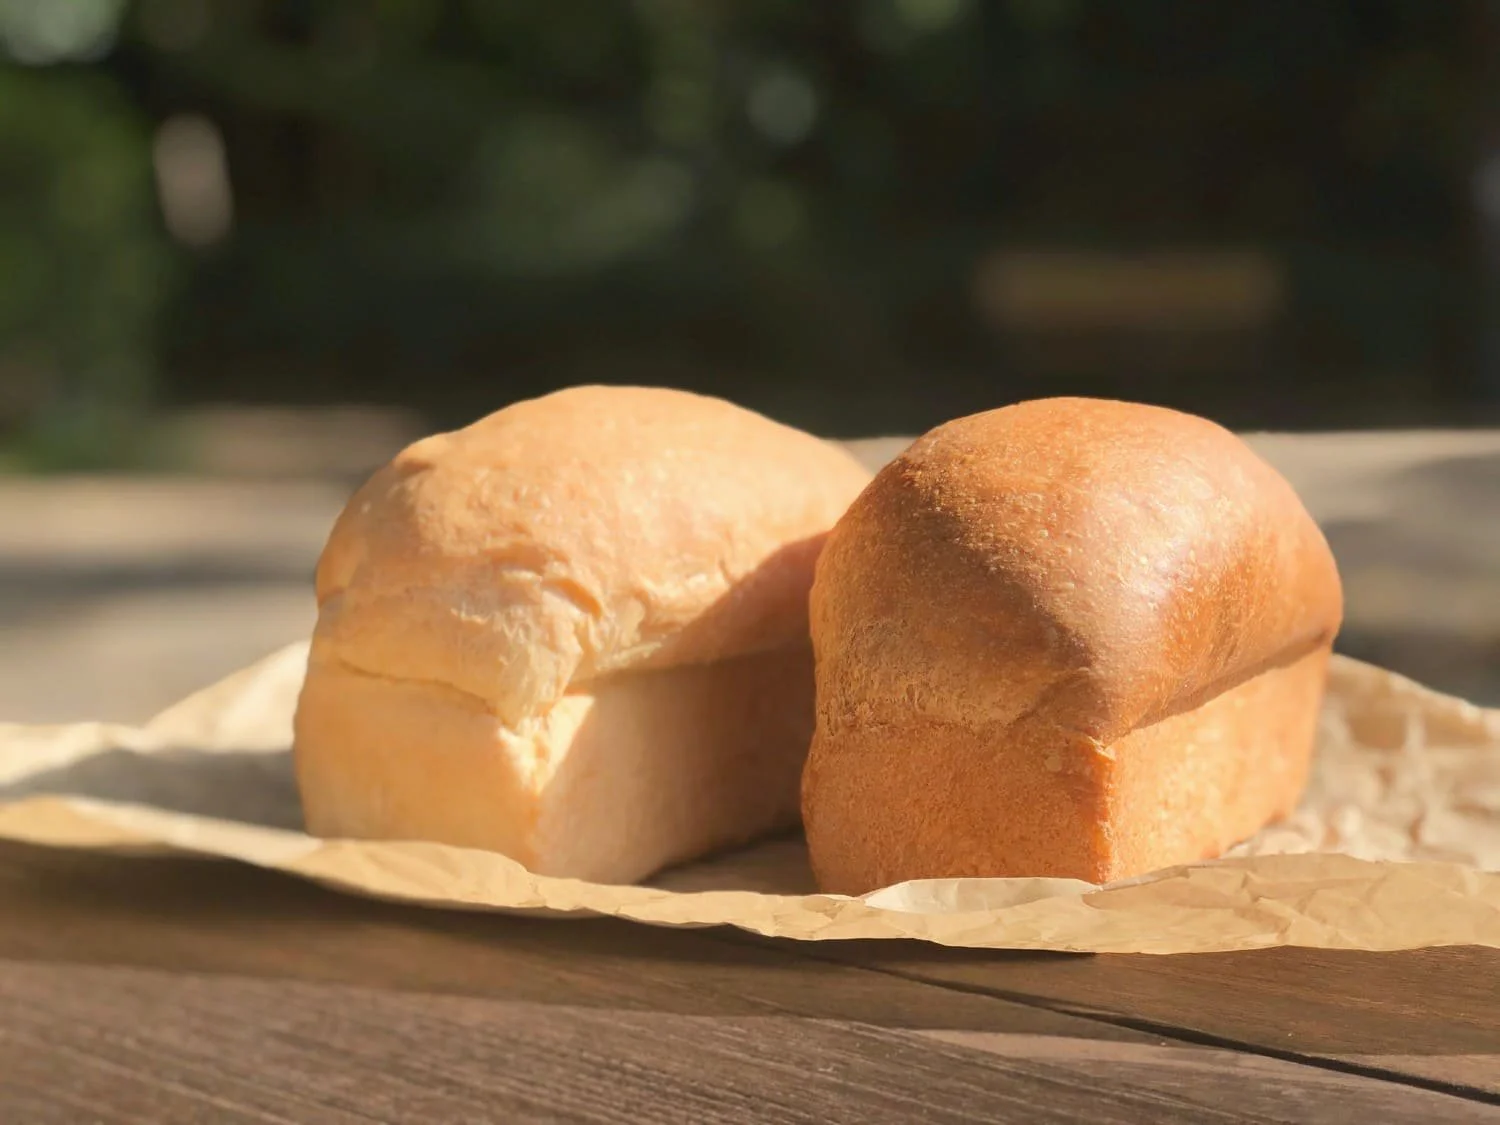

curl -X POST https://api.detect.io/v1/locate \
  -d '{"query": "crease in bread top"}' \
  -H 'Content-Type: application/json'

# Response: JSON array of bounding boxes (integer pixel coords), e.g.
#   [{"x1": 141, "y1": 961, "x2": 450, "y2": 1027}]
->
[
  {"x1": 811, "y1": 397, "x2": 1344, "y2": 747},
  {"x1": 310, "y1": 385, "x2": 872, "y2": 728}
]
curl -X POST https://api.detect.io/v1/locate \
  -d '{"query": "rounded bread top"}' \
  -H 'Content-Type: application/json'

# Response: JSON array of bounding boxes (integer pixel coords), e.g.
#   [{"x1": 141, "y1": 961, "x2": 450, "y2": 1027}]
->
[
  {"x1": 313, "y1": 385, "x2": 872, "y2": 726},
  {"x1": 810, "y1": 397, "x2": 1343, "y2": 745}
]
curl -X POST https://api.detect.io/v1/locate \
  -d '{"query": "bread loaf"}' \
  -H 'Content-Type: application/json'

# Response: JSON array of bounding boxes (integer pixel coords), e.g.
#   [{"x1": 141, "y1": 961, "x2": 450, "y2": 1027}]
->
[
  {"x1": 293, "y1": 385, "x2": 871, "y2": 884},
  {"x1": 802, "y1": 397, "x2": 1343, "y2": 892}
]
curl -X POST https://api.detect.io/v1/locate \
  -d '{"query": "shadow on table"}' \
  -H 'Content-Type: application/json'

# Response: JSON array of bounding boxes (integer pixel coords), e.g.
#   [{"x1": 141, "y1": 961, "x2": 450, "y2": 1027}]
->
[
  {"x1": 1387, "y1": 447, "x2": 1500, "y2": 511},
  {"x1": 0, "y1": 747, "x2": 304, "y2": 830},
  {"x1": 0, "y1": 555, "x2": 314, "y2": 631},
  {"x1": 1336, "y1": 626, "x2": 1500, "y2": 707},
  {"x1": 1320, "y1": 449, "x2": 1500, "y2": 705}
]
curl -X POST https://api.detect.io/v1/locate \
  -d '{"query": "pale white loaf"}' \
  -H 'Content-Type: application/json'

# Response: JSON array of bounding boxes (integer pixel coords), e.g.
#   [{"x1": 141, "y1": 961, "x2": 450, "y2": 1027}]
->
[{"x1": 292, "y1": 385, "x2": 871, "y2": 884}]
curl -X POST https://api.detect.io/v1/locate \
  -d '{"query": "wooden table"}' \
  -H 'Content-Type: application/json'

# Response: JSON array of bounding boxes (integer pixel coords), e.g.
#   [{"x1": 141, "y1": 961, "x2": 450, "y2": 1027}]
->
[
  {"x1": 4, "y1": 431, "x2": 1500, "y2": 1121},
  {"x1": 3, "y1": 844, "x2": 1497, "y2": 1123}
]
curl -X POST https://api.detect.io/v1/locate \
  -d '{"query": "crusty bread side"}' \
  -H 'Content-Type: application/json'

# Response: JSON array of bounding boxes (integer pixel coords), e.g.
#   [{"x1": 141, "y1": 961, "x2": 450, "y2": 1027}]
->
[
  {"x1": 803, "y1": 397, "x2": 1343, "y2": 892},
  {"x1": 294, "y1": 385, "x2": 871, "y2": 881}
]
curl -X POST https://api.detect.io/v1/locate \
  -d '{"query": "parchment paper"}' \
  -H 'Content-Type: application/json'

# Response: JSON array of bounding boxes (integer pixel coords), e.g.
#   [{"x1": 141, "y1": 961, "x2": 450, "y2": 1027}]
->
[{"x1": 1, "y1": 642, "x2": 1497, "y2": 954}]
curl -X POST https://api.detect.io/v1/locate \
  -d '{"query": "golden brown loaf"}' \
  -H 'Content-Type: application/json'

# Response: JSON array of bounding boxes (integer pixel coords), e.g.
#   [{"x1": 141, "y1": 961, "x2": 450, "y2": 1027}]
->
[
  {"x1": 802, "y1": 397, "x2": 1343, "y2": 893},
  {"x1": 293, "y1": 384, "x2": 871, "y2": 884}
]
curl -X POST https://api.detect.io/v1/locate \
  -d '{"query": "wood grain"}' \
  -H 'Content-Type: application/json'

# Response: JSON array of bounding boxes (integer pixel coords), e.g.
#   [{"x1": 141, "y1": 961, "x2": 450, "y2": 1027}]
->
[
  {"x1": 4, "y1": 960, "x2": 1496, "y2": 1125},
  {"x1": 3, "y1": 845, "x2": 1492, "y2": 1123},
  {"x1": 791, "y1": 941, "x2": 1500, "y2": 1099},
  {"x1": 0, "y1": 844, "x2": 1110, "y2": 1033}
]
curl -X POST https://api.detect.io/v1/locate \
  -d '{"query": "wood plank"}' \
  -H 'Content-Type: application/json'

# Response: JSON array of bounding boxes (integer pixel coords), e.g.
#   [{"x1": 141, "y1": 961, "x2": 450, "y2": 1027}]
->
[
  {"x1": 0, "y1": 842, "x2": 1113, "y2": 1034},
  {"x1": 3, "y1": 960, "x2": 1495, "y2": 1125},
  {"x1": 791, "y1": 941, "x2": 1500, "y2": 1100},
  {"x1": 2, "y1": 844, "x2": 1488, "y2": 1122}
]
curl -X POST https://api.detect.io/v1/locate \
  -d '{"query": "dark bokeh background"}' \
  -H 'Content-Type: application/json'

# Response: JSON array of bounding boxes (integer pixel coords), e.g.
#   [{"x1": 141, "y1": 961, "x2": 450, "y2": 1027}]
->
[
  {"x1": 5, "y1": 0, "x2": 1500, "y2": 720},
  {"x1": 4, "y1": 0, "x2": 1500, "y2": 471}
]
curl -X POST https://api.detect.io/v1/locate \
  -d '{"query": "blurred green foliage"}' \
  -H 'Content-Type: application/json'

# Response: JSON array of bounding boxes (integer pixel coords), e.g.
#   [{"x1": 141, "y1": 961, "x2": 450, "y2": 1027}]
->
[
  {"x1": 0, "y1": 2, "x2": 171, "y2": 469},
  {"x1": 0, "y1": 0, "x2": 1488, "y2": 467}
]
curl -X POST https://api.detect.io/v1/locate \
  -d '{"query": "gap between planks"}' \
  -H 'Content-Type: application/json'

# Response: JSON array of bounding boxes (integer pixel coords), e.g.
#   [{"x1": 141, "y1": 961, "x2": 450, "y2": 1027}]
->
[{"x1": 711, "y1": 931, "x2": 1500, "y2": 1109}]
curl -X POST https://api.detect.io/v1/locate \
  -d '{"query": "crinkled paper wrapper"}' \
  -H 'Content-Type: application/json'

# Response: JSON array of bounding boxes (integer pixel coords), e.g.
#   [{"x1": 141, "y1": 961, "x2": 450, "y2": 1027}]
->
[{"x1": 1, "y1": 643, "x2": 1497, "y2": 954}]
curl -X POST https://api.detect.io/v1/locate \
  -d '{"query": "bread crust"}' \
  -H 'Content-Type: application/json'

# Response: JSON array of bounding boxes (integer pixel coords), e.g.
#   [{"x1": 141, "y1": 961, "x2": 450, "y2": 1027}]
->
[
  {"x1": 803, "y1": 397, "x2": 1343, "y2": 892},
  {"x1": 293, "y1": 385, "x2": 871, "y2": 880},
  {"x1": 310, "y1": 385, "x2": 870, "y2": 726}
]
